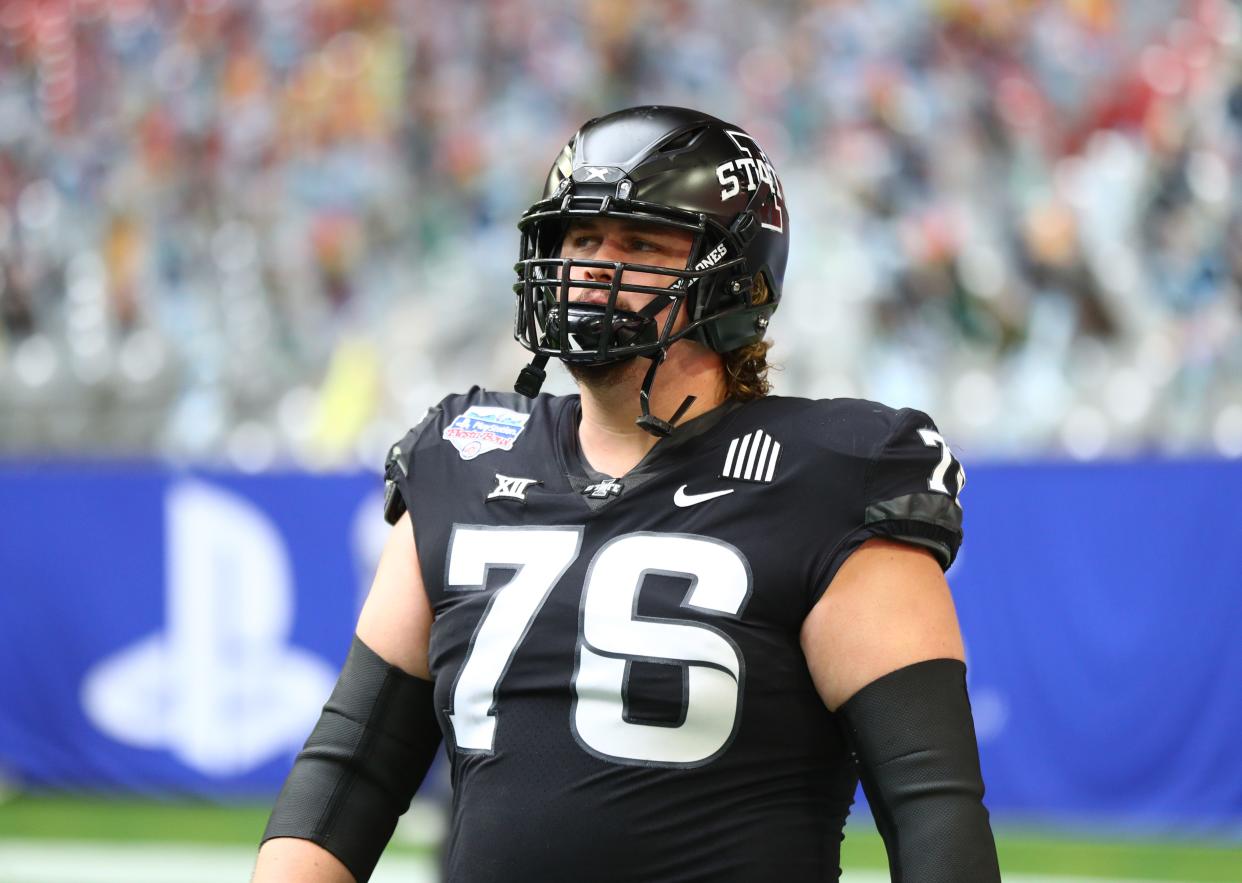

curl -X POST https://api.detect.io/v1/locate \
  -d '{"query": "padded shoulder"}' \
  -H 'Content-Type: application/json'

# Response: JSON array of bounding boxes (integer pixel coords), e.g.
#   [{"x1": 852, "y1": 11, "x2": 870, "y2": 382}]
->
[
  {"x1": 791, "y1": 396, "x2": 908, "y2": 459},
  {"x1": 863, "y1": 405, "x2": 965, "y2": 570},
  {"x1": 804, "y1": 398, "x2": 967, "y2": 604},
  {"x1": 382, "y1": 388, "x2": 546, "y2": 525}
]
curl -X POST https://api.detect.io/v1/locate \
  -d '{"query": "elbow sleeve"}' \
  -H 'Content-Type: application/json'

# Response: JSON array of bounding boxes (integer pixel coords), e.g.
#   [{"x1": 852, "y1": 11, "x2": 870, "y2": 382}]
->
[
  {"x1": 262, "y1": 636, "x2": 442, "y2": 883},
  {"x1": 839, "y1": 658, "x2": 1000, "y2": 883}
]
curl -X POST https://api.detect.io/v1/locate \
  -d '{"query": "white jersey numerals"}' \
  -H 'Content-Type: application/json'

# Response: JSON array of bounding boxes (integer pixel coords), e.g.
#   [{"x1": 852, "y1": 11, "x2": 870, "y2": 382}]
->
[
  {"x1": 575, "y1": 533, "x2": 750, "y2": 766},
  {"x1": 917, "y1": 427, "x2": 965, "y2": 503},
  {"x1": 445, "y1": 527, "x2": 581, "y2": 751},
  {"x1": 444, "y1": 527, "x2": 752, "y2": 767}
]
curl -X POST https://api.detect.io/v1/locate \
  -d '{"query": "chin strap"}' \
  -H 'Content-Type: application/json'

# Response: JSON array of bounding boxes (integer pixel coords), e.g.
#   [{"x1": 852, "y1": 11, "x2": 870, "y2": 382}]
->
[
  {"x1": 515, "y1": 293, "x2": 692, "y2": 435},
  {"x1": 635, "y1": 351, "x2": 695, "y2": 438},
  {"x1": 515, "y1": 353, "x2": 550, "y2": 398},
  {"x1": 634, "y1": 295, "x2": 694, "y2": 437}
]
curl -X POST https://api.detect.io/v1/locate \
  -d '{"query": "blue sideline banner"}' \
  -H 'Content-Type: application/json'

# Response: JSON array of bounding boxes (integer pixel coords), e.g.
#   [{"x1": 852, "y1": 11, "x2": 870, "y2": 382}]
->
[{"x1": 0, "y1": 460, "x2": 1239, "y2": 831}]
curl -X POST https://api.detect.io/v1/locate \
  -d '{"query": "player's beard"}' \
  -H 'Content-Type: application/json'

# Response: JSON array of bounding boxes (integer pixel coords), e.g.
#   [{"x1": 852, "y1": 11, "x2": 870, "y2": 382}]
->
[{"x1": 566, "y1": 357, "x2": 641, "y2": 393}]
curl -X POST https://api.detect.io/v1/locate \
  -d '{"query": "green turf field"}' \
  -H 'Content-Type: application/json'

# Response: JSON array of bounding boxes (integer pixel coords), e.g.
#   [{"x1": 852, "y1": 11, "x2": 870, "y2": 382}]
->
[{"x1": 1, "y1": 793, "x2": 1239, "y2": 881}]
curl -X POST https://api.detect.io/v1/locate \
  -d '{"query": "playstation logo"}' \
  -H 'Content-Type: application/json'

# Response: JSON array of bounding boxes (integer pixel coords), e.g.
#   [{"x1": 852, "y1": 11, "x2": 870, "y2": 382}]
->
[{"x1": 80, "y1": 480, "x2": 336, "y2": 776}]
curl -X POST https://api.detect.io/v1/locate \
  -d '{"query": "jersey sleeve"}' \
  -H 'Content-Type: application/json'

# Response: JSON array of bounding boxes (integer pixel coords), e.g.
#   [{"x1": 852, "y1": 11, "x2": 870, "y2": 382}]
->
[
  {"x1": 381, "y1": 393, "x2": 464, "y2": 525},
  {"x1": 810, "y1": 407, "x2": 965, "y2": 604},
  {"x1": 382, "y1": 386, "x2": 536, "y2": 525}
]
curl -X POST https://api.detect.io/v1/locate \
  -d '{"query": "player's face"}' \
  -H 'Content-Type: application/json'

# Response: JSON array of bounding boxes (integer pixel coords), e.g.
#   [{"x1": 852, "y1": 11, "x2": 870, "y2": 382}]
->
[{"x1": 561, "y1": 218, "x2": 695, "y2": 322}]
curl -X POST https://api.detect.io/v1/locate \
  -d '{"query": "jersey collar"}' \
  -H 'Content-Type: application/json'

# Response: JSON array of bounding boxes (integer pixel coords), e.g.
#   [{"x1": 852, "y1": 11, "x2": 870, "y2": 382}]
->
[{"x1": 555, "y1": 394, "x2": 743, "y2": 485}]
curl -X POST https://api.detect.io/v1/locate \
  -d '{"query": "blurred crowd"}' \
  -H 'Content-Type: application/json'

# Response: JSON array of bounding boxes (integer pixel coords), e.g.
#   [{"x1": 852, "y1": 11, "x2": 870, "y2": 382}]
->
[{"x1": 0, "y1": 0, "x2": 1240, "y2": 467}]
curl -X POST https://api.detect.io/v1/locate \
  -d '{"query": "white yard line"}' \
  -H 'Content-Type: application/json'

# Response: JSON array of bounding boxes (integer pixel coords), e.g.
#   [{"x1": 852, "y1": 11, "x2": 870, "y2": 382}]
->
[
  {"x1": 843, "y1": 877, "x2": 1191, "y2": 883},
  {"x1": 0, "y1": 840, "x2": 434, "y2": 883},
  {"x1": 0, "y1": 839, "x2": 1194, "y2": 883}
]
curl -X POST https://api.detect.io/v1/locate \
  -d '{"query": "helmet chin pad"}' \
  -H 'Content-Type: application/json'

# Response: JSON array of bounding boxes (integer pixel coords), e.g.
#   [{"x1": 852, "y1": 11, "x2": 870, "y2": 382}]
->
[{"x1": 543, "y1": 302, "x2": 659, "y2": 363}]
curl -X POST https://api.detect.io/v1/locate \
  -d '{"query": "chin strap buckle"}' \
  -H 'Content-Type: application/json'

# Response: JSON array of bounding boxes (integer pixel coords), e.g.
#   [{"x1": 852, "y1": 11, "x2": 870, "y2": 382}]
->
[
  {"x1": 514, "y1": 354, "x2": 549, "y2": 398},
  {"x1": 636, "y1": 395, "x2": 696, "y2": 437},
  {"x1": 635, "y1": 352, "x2": 695, "y2": 438},
  {"x1": 635, "y1": 413, "x2": 674, "y2": 437}
]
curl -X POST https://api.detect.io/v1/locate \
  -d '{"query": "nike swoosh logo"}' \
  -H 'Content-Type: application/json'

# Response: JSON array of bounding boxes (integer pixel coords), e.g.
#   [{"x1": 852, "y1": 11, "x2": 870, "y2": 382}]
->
[{"x1": 673, "y1": 485, "x2": 735, "y2": 507}]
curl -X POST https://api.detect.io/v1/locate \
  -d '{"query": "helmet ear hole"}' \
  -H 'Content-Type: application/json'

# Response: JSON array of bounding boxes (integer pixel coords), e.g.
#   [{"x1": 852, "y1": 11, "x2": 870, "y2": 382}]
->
[{"x1": 752, "y1": 271, "x2": 773, "y2": 307}]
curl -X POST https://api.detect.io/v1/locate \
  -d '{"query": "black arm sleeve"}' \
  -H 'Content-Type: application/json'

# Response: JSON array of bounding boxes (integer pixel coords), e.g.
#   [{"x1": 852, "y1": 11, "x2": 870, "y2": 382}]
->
[
  {"x1": 839, "y1": 658, "x2": 1001, "y2": 883},
  {"x1": 261, "y1": 636, "x2": 442, "y2": 883}
]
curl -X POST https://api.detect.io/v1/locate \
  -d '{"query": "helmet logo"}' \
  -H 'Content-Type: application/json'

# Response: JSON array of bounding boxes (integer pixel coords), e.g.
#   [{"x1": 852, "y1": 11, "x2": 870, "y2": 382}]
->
[
  {"x1": 715, "y1": 131, "x2": 785, "y2": 234},
  {"x1": 572, "y1": 165, "x2": 625, "y2": 183}
]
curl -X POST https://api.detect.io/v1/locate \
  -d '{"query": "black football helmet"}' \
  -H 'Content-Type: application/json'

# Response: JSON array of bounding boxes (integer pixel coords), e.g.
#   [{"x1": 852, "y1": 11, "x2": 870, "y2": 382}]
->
[{"x1": 512, "y1": 106, "x2": 789, "y2": 434}]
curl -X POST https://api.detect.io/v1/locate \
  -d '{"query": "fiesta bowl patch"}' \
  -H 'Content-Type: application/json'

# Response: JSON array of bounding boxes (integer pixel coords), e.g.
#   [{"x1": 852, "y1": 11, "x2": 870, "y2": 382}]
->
[{"x1": 442, "y1": 406, "x2": 531, "y2": 460}]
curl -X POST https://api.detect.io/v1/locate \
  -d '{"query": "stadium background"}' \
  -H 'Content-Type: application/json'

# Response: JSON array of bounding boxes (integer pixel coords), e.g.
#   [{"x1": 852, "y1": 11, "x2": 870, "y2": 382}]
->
[{"x1": 1, "y1": 0, "x2": 1241, "y2": 880}]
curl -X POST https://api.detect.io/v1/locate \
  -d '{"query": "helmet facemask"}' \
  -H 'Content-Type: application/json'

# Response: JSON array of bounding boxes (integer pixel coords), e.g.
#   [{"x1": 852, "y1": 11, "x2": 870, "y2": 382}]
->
[
  {"x1": 512, "y1": 107, "x2": 788, "y2": 435},
  {"x1": 514, "y1": 198, "x2": 748, "y2": 366}
]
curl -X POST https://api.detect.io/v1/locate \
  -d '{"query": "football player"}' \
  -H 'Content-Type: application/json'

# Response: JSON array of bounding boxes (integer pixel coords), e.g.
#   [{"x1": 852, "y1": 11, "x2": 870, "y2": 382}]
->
[{"x1": 255, "y1": 106, "x2": 1001, "y2": 882}]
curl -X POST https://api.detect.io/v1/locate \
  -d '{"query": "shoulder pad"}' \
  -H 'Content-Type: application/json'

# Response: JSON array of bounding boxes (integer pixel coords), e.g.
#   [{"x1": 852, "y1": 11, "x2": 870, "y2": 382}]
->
[
  {"x1": 864, "y1": 407, "x2": 965, "y2": 569},
  {"x1": 381, "y1": 397, "x2": 452, "y2": 526},
  {"x1": 383, "y1": 438, "x2": 413, "y2": 526},
  {"x1": 793, "y1": 396, "x2": 906, "y2": 459},
  {"x1": 383, "y1": 388, "x2": 552, "y2": 525}
]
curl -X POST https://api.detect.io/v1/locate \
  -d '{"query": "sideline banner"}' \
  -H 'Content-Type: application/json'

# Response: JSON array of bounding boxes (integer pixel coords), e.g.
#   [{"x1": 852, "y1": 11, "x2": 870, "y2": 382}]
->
[
  {"x1": 949, "y1": 459, "x2": 1242, "y2": 835},
  {"x1": 0, "y1": 460, "x2": 1239, "y2": 831},
  {"x1": 0, "y1": 468, "x2": 381, "y2": 798}
]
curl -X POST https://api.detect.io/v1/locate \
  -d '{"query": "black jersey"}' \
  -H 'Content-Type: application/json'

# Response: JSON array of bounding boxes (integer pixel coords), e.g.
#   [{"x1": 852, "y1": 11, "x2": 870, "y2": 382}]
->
[{"x1": 383, "y1": 388, "x2": 964, "y2": 883}]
